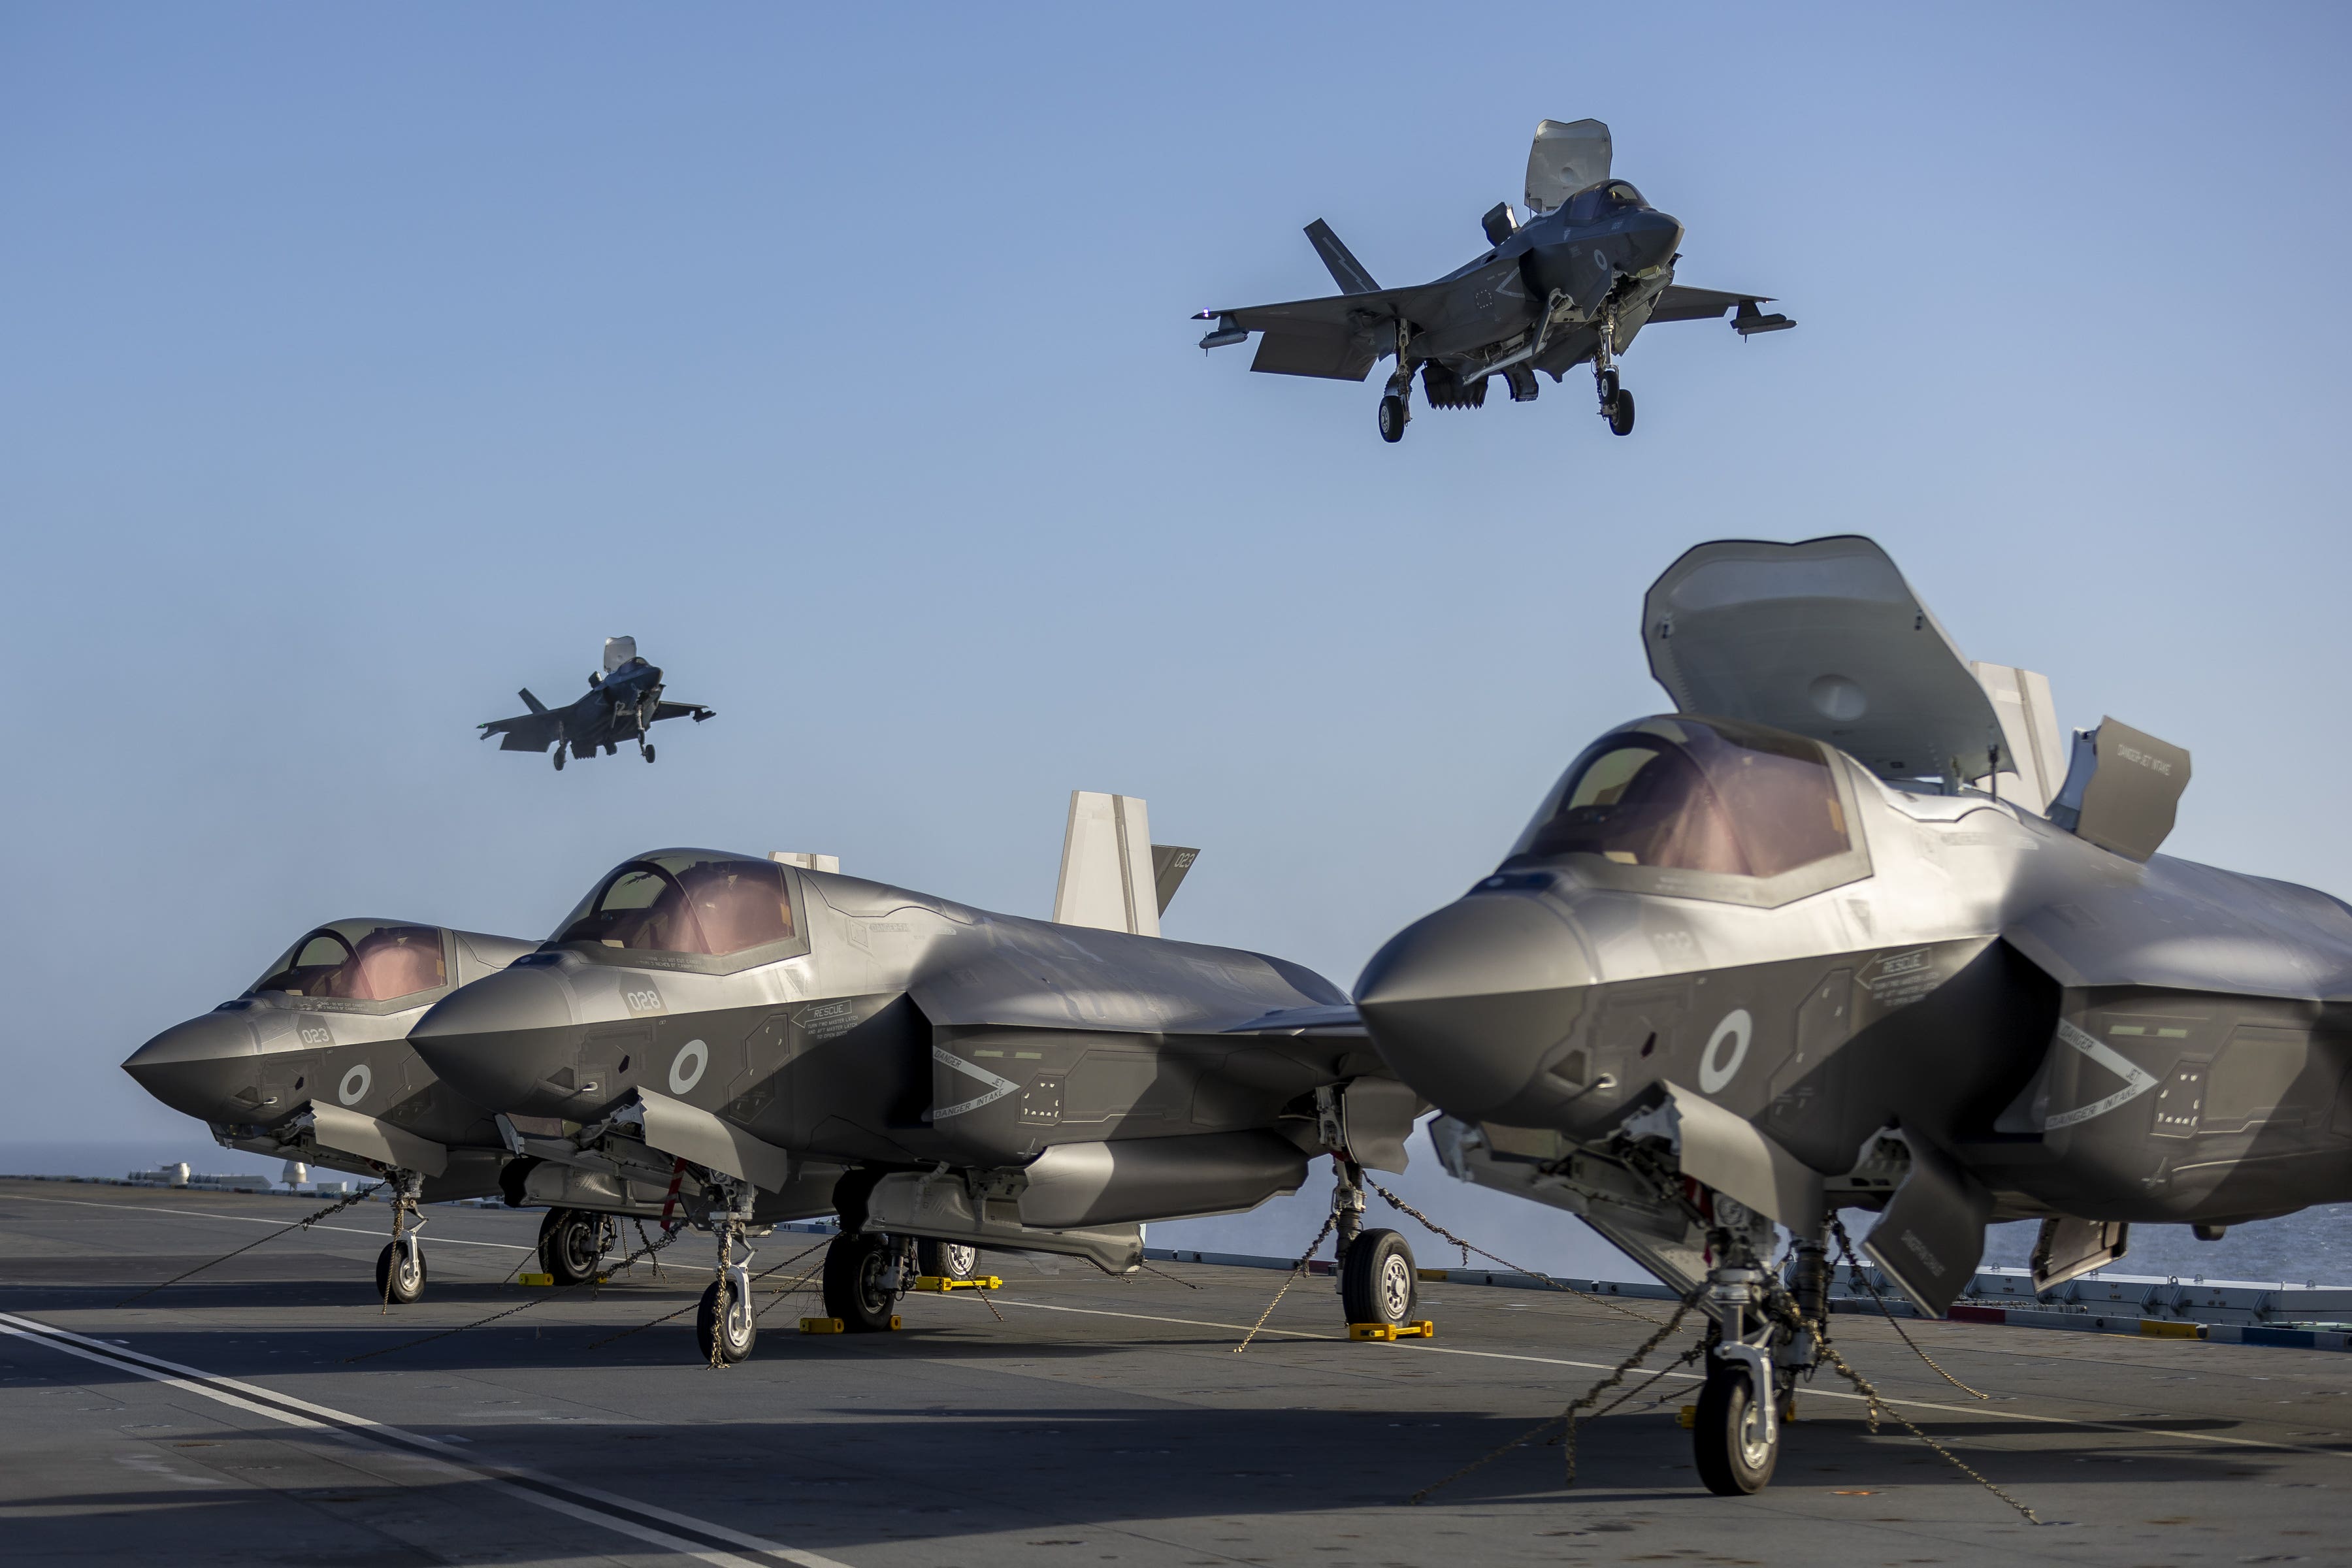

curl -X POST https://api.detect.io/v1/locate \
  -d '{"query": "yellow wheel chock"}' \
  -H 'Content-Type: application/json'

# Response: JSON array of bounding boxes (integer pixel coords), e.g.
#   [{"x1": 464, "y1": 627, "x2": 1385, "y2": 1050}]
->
[
  {"x1": 801, "y1": 1315, "x2": 902, "y2": 1333},
  {"x1": 1348, "y1": 1320, "x2": 1436, "y2": 1342}
]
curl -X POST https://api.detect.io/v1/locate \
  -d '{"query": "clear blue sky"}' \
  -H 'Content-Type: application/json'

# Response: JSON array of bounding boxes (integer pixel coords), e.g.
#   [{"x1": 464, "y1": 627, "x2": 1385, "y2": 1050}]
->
[{"x1": 6, "y1": 3, "x2": 2350, "y2": 1178}]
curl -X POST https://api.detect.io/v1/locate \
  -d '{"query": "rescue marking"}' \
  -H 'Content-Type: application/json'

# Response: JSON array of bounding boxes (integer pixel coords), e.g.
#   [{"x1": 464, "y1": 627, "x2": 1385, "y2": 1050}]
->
[
  {"x1": 2041, "y1": 1018, "x2": 2159, "y2": 1130},
  {"x1": 930, "y1": 1045, "x2": 1020, "y2": 1119},
  {"x1": 669, "y1": 1039, "x2": 709, "y2": 1094},
  {"x1": 1698, "y1": 1008, "x2": 1752, "y2": 1093},
  {"x1": 337, "y1": 1065, "x2": 371, "y2": 1105}
]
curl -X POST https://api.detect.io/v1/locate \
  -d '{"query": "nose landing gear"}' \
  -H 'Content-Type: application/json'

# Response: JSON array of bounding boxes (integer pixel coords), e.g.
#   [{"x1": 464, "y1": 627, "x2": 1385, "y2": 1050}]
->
[
  {"x1": 1690, "y1": 1200, "x2": 1820, "y2": 1496},
  {"x1": 374, "y1": 1169, "x2": 427, "y2": 1306},
  {"x1": 1593, "y1": 315, "x2": 1635, "y2": 436},
  {"x1": 696, "y1": 1181, "x2": 759, "y2": 1365}
]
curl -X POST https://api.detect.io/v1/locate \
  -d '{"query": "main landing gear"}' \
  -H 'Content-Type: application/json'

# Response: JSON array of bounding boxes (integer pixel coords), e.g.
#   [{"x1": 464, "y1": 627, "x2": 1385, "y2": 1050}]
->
[
  {"x1": 551, "y1": 747, "x2": 566, "y2": 771},
  {"x1": 640, "y1": 742, "x2": 656, "y2": 764},
  {"x1": 538, "y1": 1207, "x2": 613, "y2": 1287},
  {"x1": 1327, "y1": 1156, "x2": 1418, "y2": 1330},
  {"x1": 823, "y1": 1230, "x2": 912, "y2": 1331},
  {"x1": 374, "y1": 1169, "x2": 427, "y2": 1305}
]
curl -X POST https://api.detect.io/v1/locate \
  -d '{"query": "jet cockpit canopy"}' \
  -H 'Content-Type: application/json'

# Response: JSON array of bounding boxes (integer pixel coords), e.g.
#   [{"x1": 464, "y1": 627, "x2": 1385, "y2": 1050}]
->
[
  {"x1": 547, "y1": 849, "x2": 809, "y2": 972},
  {"x1": 1563, "y1": 182, "x2": 1648, "y2": 221},
  {"x1": 246, "y1": 920, "x2": 450, "y2": 1005},
  {"x1": 1506, "y1": 716, "x2": 1874, "y2": 909}
]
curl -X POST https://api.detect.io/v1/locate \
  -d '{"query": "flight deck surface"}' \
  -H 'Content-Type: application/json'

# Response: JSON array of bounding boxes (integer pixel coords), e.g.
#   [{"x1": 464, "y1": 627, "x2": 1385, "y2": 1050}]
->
[{"x1": 3, "y1": 1179, "x2": 2347, "y2": 1566}]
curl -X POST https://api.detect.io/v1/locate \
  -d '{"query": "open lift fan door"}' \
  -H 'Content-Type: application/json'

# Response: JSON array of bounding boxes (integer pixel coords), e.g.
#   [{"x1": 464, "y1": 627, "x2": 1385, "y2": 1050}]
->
[
  {"x1": 1644, "y1": 535, "x2": 2008, "y2": 786},
  {"x1": 1525, "y1": 118, "x2": 1612, "y2": 216}
]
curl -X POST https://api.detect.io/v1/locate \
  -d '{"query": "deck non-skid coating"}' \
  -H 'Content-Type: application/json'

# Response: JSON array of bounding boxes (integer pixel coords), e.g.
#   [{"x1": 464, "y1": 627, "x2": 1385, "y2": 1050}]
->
[{"x1": 3, "y1": 1180, "x2": 2348, "y2": 1565}]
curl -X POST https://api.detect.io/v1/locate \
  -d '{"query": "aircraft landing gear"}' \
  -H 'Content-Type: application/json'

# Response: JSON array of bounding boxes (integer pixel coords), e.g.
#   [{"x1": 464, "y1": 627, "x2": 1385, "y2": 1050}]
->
[
  {"x1": 917, "y1": 1237, "x2": 979, "y2": 1280},
  {"x1": 1608, "y1": 387, "x2": 1636, "y2": 436},
  {"x1": 551, "y1": 747, "x2": 566, "y2": 772},
  {"x1": 823, "y1": 1230, "x2": 909, "y2": 1331},
  {"x1": 538, "y1": 1207, "x2": 611, "y2": 1287},
  {"x1": 1377, "y1": 331, "x2": 1414, "y2": 444},
  {"x1": 374, "y1": 1169, "x2": 427, "y2": 1305},
  {"x1": 1593, "y1": 315, "x2": 1635, "y2": 436},
  {"x1": 641, "y1": 743, "x2": 655, "y2": 764},
  {"x1": 696, "y1": 1181, "x2": 758, "y2": 1364},
  {"x1": 1326, "y1": 1154, "x2": 1417, "y2": 1330},
  {"x1": 1691, "y1": 1198, "x2": 1803, "y2": 1496}
]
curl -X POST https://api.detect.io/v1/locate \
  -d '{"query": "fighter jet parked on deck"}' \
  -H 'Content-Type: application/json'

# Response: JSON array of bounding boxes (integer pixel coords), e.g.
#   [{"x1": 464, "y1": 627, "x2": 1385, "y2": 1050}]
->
[
  {"x1": 1196, "y1": 118, "x2": 1792, "y2": 442},
  {"x1": 409, "y1": 792, "x2": 1428, "y2": 1365},
  {"x1": 120, "y1": 918, "x2": 583, "y2": 1301},
  {"x1": 1354, "y1": 536, "x2": 2352, "y2": 1495},
  {"x1": 480, "y1": 637, "x2": 713, "y2": 769}
]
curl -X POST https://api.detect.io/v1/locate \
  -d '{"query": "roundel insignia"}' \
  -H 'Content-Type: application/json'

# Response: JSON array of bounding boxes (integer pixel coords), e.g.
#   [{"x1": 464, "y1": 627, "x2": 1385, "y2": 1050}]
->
[
  {"x1": 338, "y1": 1064, "x2": 372, "y2": 1106},
  {"x1": 1698, "y1": 1009, "x2": 1753, "y2": 1094},
  {"x1": 669, "y1": 1039, "x2": 709, "y2": 1094}
]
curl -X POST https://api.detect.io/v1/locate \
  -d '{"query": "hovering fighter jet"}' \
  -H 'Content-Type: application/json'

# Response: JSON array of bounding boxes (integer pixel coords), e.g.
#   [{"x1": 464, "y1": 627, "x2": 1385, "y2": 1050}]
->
[
  {"x1": 410, "y1": 791, "x2": 1426, "y2": 1364},
  {"x1": 1196, "y1": 118, "x2": 1792, "y2": 443},
  {"x1": 1354, "y1": 536, "x2": 2352, "y2": 1496},
  {"x1": 480, "y1": 637, "x2": 713, "y2": 769}
]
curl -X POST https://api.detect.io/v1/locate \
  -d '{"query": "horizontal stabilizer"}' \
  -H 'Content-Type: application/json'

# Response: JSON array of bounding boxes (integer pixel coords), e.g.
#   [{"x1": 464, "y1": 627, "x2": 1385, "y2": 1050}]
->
[
  {"x1": 1304, "y1": 219, "x2": 1379, "y2": 295},
  {"x1": 519, "y1": 689, "x2": 547, "y2": 715},
  {"x1": 1150, "y1": 844, "x2": 1198, "y2": 915}
]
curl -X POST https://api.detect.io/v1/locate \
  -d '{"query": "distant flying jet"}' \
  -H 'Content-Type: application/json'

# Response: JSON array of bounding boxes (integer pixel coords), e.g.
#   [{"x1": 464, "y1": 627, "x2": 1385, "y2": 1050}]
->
[
  {"x1": 478, "y1": 637, "x2": 713, "y2": 769},
  {"x1": 1196, "y1": 118, "x2": 1793, "y2": 442}
]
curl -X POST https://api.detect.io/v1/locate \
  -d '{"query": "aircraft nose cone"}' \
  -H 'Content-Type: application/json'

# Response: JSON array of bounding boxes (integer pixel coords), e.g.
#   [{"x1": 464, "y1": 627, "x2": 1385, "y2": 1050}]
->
[
  {"x1": 122, "y1": 1013, "x2": 261, "y2": 1121},
  {"x1": 1354, "y1": 892, "x2": 1595, "y2": 1120},
  {"x1": 410, "y1": 968, "x2": 582, "y2": 1115},
  {"x1": 1636, "y1": 210, "x2": 1684, "y2": 265}
]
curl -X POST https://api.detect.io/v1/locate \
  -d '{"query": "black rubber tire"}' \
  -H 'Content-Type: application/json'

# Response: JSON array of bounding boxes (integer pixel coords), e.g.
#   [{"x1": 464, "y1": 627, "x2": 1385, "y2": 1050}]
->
[
  {"x1": 1599, "y1": 367, "x2": 1620, "y2": 402},
  {"x1": 823, "y1": 1232, "x2": 901, "y2": 1332},
  {"x1": 1340, "y1": 1228, "x2": 1418, "y2": 1326},
  {"x1": 1609, "y1": 387, "x2": 1636, "y2": 436},
  {"x1": 375, "y1": 1240, "x2": 426, "y2": 1305},
  {"x1": 1693, "y1": 1360, "x2": 1778, "y2": 1495},
  {"x1": 552, "y1": 748, "x2": 566, "y2": 771},
  {"x1": 642, "y1": 744, "x2": 656, "y2": 764},
  {"x1": 696, "y1": 1278, "x2": 757, "y2": 1363},
  {"x1": 538, "y1": 1209, "x2": 602, "y2": 1287},
  {"x1": 1377, "y1": 395, "x2": 1407, "y2": 443},
  {"x1": 917, "y1": 1238, "x2": 979, "y2": 1280}
]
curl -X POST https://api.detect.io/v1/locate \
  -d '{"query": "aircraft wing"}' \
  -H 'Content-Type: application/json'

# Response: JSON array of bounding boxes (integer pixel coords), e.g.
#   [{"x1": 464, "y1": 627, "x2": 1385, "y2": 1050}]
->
[
  {"x1": 1646, "y1": 286, "x2": 1795, "y2": 334},
  {"x1": 478, "y1": 711, "x2": 561, "y2": 752},
  {"x1": 649, "y1": 700, "x2": 715, "y2": 725},
  {"x1": 1196, "y1": 282, "x2": 1458, "y2": 381}
]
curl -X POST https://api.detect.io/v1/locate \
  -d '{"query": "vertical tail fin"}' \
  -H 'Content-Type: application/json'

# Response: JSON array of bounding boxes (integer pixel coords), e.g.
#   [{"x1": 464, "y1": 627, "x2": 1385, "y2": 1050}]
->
[
  {"x1": 1304, "y1": 220, "x2": 1380, "y2": 295},
  {"x1": 1968, "y1": 662, "x2": 2063, "y2": 813},
  {"x1": 1053, "y1": 791, "x2": 1161, "y2": 937},
  {"x1": 519, "y1": 689, "x2": 549, "y2": 715}
]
